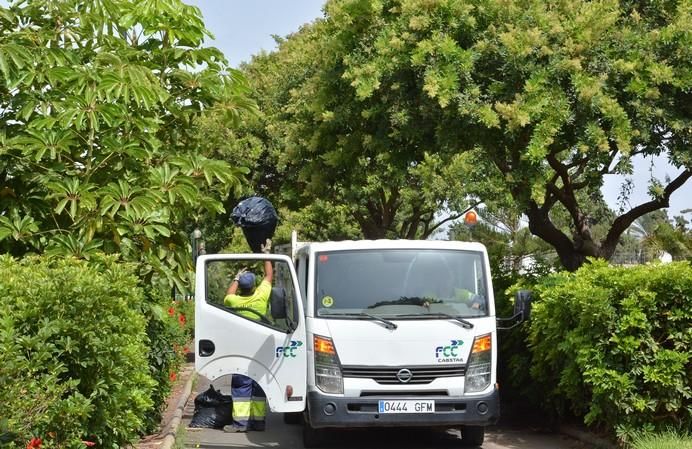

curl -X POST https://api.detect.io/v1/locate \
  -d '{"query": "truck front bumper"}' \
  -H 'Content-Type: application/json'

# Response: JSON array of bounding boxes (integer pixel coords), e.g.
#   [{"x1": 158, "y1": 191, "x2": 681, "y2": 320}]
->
[{"x1": 306, "y1": 387, "x2": 499, "y2": 429}]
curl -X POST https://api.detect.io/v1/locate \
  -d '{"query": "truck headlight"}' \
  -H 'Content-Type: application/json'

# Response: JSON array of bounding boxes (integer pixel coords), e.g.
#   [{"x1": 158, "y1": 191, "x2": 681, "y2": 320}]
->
[
  {"x1": 313, "y1": 334, "x2": 343, "y2": 394},
  {"x1": 465, "y1": 333, "x2": 491, "y2": 393}
]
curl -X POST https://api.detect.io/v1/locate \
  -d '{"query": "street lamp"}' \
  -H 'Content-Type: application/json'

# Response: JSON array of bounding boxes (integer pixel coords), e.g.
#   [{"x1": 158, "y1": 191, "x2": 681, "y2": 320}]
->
[{"x1": 191, "y1": 227, "x2": 203, "y2": 266}]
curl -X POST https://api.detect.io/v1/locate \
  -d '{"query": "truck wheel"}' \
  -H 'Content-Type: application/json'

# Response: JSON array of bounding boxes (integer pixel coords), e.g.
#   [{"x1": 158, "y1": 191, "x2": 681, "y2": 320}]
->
[
  {"x1": 302, "y1": 416, "x2": 327, "y2": 448},
  {"x1": 460, "y1": 425, "x2": 484, "y2": 447},
  {"x1": 283, "y1": 412, "x2": 302, "y2": 425}
]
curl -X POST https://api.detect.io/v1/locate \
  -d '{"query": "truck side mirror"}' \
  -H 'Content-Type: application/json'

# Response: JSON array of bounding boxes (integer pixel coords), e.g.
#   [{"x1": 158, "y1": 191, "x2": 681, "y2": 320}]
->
[
  {"x1": 514, "y1": 290, "x2": 533, "y2": 322},
  {"x1": 270, "y1": 287, "x2": 287, "y2": 320},
  {"x1": 269, "y1": 287, "x2": 298, "y2": 333}
]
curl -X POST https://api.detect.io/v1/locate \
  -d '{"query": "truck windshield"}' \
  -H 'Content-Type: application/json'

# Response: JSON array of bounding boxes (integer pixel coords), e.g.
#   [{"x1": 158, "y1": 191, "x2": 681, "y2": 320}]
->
[{"x1": 314, "y1": 249, "x2": 488, "y2": 318}]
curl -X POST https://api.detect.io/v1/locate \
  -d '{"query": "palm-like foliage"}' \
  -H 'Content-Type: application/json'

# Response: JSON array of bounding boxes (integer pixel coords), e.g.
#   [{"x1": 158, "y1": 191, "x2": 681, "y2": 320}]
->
[
  {"x1": 0, "y1": 0, "x2": 255, "y2": 291},
  {"x1": 625, "y1": 211, "x2": 691, "y2": 262},
  {"x1": 149, "y1": 164, "x2": 198, "y2": 205},
  {"x1": 45, "y1": 234, "x2": 103, "y2": 259},
  {"x1": 0, "y1": 214, "x2": 38, "y2": 242},
  {"x1": 99, "y1": 180, "x2": 161, "y2": 218},
  {"x1": 46, "y1": 178, "x2": 98, "y2": 220}
]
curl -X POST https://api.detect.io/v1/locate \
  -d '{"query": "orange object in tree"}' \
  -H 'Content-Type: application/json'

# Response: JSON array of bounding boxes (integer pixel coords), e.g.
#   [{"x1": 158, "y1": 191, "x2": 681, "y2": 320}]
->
[{"x1": 464, "y1": 210, "x2": 478, "y2": 226}]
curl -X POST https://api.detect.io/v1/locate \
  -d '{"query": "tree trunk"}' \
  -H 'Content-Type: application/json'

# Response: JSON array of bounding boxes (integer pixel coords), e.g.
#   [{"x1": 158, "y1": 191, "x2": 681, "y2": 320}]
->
[{"x1": 556, "y1": 249, "x2": 587, "y2": 272}]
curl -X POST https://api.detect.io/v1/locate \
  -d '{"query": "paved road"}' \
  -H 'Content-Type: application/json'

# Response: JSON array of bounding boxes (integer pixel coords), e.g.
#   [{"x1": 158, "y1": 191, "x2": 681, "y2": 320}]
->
[
  {"x1": 182, "y1": 377, "x2": 591, "y2": 449},
  {"x1": 183, "y1": 411, "x2": 590, "y2": 449}
]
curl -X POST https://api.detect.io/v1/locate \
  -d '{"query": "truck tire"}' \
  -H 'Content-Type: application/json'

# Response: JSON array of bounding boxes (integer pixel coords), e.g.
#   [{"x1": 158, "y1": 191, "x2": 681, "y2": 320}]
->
[
  {"x1": 283, "y1": 412, "x2": 302, "y2": 425},
  {"x1": 302, "y1": 415, "x2": 327, "y2": 448},
  {"x1": 460, "y1": 425, "x2": 484, "y2": 447}
]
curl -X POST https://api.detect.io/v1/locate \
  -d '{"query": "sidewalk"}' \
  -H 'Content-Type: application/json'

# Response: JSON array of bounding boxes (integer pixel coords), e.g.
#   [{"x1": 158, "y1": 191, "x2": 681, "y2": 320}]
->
[{"x1": 135, "y1": 362, "x2": 196, "y2": 449}]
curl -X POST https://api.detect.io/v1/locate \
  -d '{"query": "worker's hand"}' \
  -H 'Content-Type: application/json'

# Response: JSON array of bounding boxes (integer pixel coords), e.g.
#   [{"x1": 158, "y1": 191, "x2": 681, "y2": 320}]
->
[
  {"x1": 233, "y1": 268, "x2": 247, "y2": 282},
  {"x1": 261, "y1": 238, "x2": 272, "y2": 254}
]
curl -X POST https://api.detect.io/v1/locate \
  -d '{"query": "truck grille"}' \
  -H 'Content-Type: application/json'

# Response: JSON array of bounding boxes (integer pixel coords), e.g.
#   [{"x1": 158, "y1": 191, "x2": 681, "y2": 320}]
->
[{"x1": 341, "y1": 365, "x2": 465, "y2": 385}]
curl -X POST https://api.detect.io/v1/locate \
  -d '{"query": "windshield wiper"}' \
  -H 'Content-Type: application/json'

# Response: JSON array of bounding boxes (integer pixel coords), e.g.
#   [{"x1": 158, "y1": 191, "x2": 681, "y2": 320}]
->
[
  {"x1": 391, "y1": 313, "x2": 474, "y2": 329},
  {"x1": 318, "y1": 311, "x2": 398, "y2": 330}
]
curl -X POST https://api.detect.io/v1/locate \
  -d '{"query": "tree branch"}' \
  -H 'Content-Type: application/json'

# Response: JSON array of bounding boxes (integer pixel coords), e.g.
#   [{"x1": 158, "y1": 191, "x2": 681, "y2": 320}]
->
[
  {"x1": 526, "y1": 200, "x2": 583, "y2": 270},
  {"x1": 425, "y1": 212, "x2": 463, "y2": 237},
  {"x1": 546, "y1": 153, "x2": 588, "y2": 234},
  {"x1": 425, "y1": 201, "x2": 482, "y2": 238},
  {"x1": 601, "y1": 169, "x2": 692, "y2": 258}
]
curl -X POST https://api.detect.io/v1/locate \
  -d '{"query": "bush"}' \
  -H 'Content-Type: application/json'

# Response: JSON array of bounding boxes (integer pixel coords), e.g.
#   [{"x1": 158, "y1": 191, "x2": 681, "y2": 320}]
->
[
  {"x1": 526, "y1": 261, "x2": 692, "y2": 438},
  {"x1": 495, "y1": 262, "x2": 554, "y2": 419},
  {"x1": 0, "y1": 255, "x2": 155, "y2": 449},
  {"x1": 142, "y1": 290, "x2": 193, "y2": 432}
]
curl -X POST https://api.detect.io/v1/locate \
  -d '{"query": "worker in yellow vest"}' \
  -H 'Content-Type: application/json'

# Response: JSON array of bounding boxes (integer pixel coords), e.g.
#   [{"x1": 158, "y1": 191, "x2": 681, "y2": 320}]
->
[{"x1": 223, "y1": 239, "x2": 272, "y2": 432}]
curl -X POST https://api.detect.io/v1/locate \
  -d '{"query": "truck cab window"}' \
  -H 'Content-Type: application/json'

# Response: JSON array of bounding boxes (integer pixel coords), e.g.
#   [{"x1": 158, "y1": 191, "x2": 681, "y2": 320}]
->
[
  {"x1": 204, "y1": 258, "x2": 298, "y2": 333},
  {"x1": 314, "y1": 249, "x2": 488, "y2": 317}
]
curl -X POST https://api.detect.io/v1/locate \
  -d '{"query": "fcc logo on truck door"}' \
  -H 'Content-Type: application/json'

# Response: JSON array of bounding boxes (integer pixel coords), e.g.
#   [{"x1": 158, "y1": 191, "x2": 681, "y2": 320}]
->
[{"x1": 276, "y1": 340, "x2": 303, "y2": 358}]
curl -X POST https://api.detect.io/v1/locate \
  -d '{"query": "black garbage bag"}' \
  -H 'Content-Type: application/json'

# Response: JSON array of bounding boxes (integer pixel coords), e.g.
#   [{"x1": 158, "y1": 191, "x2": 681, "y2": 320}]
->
[
  {"x1": 230, "y1": 196, "x2": 278, "y2": 253},
  {"x1": 189, "y1": 385, "x2": 233, "y2": 428}
]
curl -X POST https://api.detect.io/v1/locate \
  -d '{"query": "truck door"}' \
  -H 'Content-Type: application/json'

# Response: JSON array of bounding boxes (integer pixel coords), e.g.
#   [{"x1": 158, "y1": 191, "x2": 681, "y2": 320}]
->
[{"x1": 195, "y1": 254, "x2": 307, "y2": 412}]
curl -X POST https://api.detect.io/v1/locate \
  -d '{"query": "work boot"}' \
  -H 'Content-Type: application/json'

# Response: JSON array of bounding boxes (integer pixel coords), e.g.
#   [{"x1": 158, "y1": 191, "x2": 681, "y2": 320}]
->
[{"x1": 223, "y1": 425, "x2": 247, "y2": 433}]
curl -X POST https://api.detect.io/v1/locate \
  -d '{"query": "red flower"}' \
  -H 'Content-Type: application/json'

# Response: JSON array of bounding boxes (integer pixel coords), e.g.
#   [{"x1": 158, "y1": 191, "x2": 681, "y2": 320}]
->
[
  {"x1": 169, "y1": 371, "x2": 177, "y2": 382},
  {"x1": 178, "y1": 313, "x2": 186, "y2": 326},
  {"x1": 167, "y1": 306, "x2": 175, "y2": 317},
  {"x1": 26, "y1": 438, "x2": 42, "y2": 449},
  {"x1": 183, "y1": 346, "x2": 189, "y2": 354},
  {"x1": 82, "y1": 441, "x2": 96, "y2": 447}
]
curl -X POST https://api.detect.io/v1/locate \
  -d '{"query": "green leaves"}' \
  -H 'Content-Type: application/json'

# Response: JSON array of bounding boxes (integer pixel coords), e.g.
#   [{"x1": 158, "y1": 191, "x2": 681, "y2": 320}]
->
[
  {"x1": 0, "y1": 214, "x2": 39, "y2": 242},
  {"x1": 278, "y1": 0, "x2": 690, "y2": 267},
  {"x1": 99, "y1": 180, "x2": 161, "y2": 218},
  {"x1": 0, "y1": 255, "x2": 155, "y2": 448},
  {"x1": 149, "y1": 164, "x2": 198, "y2": 205},
  {"x1": 526, "y1": 261, "x2": 692, "y2": 436},
  {"x1": 0, "y1": 0, "x2": 255, "y2": 292},
  {"x1": 45, "y1": 234, "x2": 104, "y2": 259},
  {"x1": 13, "y1": 128, "x2": 78, "y2": 162},
  {"x1": 0, "y1": 43, "x2": 31, "y2": 80},
  {"x1": 47, "y1": 178, "x2": 97, "y2": 219}
]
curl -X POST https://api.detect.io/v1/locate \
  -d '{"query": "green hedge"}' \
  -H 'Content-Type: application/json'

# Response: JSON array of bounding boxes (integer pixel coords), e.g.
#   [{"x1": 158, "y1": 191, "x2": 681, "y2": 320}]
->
[
  {"x1": 0, "y1": 256, "x2": 155, "y2": 449},
  {"x1": 142, "y1": 288, "x2": 193, "y2": 432},
  {"x1": 526, "y1": 261, "x2": 691, "y2": 439}
]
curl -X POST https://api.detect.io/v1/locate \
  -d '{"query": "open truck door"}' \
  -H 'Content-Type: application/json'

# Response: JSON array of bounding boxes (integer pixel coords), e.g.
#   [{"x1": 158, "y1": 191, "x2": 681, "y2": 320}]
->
[{"x1": 195, "y1": 254, "x2": 307, "y2": 412}]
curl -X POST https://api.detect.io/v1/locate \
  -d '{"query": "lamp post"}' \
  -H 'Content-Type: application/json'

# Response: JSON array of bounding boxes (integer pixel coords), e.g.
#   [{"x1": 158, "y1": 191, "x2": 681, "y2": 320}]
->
[{"x1": 191, "y1": 227, "x2": 203, "y2": 266}]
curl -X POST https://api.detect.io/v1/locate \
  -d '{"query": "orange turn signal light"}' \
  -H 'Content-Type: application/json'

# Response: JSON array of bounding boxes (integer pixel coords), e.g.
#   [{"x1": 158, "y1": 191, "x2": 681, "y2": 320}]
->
[
  {"x1": 471, "y1": 334, "x2": 492, "y2": 353},
  {"x1": 314, "y1": 335, "x2": 336, "y2": 355}
]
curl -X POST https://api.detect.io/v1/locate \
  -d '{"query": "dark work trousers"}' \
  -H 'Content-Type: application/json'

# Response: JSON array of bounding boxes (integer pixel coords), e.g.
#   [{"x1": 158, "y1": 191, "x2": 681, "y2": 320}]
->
[{"x1": 230, "y1": 374, "x2": 267, "y2": 431}]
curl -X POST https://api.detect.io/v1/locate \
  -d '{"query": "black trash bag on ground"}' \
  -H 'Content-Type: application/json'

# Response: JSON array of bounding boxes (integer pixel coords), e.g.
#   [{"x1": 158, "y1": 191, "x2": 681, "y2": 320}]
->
[
  {"x1": 189, "y1": 385, "x2": 233, "y2": 428},
  {"x1": 230, "y1": 196, "x2": 278, "y2": 253}
]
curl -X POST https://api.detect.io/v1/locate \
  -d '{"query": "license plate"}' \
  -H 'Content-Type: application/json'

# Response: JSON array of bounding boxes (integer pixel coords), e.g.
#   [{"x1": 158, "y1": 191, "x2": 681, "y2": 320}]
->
[{"x1": 378, "y1": 400, "x2": 435, "y2": 414}]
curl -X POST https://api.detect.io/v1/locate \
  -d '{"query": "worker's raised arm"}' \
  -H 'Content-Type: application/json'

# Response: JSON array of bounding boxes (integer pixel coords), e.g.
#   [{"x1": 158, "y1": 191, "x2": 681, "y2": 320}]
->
[
  {"x1": 263, "y1": 259, "x2": 273, "y2": 284},
  {"x1": 261, "y1": 239, "x2": 273, "y2": 284}
]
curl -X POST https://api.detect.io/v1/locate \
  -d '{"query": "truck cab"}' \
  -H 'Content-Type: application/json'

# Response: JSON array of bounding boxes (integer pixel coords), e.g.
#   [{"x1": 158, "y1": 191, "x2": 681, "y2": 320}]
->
[{"x1": 195, "y1": 236, "x2": 503, "y2": 447}]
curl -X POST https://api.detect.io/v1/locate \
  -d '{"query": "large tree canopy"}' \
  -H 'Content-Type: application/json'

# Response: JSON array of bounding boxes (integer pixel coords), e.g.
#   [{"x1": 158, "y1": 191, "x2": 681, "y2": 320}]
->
[
  {"x1": 239, "y1": 0, "x2": 689, "y2": 268},
  {"x1": 240, "y1": 13, "x2": 481, "y2": 240},
  {"x1": 0, "y1": 0, "x2": 255, "y2": 290},
  {"x1": 310, "y1": 0, "x2": 690, "y2": 269}
]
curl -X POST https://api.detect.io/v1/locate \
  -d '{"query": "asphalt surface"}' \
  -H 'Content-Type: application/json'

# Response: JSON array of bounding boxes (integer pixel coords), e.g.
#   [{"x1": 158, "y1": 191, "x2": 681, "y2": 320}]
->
[
  {"x1": 182, "y1": 377, "x2": 591, "y2": 449},
  {"x1": 183, "y1": 413, "x2": 591, "y2": 449}
]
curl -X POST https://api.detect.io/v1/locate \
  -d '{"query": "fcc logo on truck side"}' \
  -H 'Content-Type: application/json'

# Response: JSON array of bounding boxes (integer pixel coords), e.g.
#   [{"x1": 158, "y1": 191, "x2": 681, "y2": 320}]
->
[
  {"x1": 435, "y1": 340, "x2": 464, "y2": 363},
  {"x1": 276, "y1": 340, "x2": 303, "y2": 358}
]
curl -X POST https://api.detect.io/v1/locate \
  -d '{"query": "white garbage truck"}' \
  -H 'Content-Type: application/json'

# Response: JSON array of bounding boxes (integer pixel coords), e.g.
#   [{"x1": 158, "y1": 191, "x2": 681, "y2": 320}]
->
[{"x1": 195, "y1": 232, "x2": 531, "y2": 447}]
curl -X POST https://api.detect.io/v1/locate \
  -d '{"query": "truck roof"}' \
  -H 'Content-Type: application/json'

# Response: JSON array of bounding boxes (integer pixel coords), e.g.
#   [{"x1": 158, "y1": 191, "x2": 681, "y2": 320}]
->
[{"x1": 299, "y1": 239, "x2": 487, "y2": 253}]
